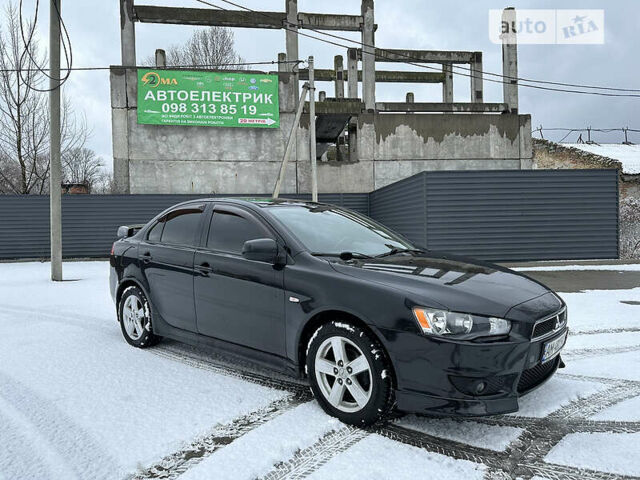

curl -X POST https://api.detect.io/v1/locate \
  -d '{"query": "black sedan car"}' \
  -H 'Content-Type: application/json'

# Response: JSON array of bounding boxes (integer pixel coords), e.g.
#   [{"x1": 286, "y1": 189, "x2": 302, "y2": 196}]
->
[{"x1": 109, "y1": 198, "x2": 568, "y2": 426}]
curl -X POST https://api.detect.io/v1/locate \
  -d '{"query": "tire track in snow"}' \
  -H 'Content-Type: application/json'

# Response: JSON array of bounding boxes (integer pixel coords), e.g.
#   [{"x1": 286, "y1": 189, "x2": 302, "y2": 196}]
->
[
  {"x1": 129, "y1": 396, "x2": 307, "y2": 480},
  {"x1": 563, "y1": 345, "x2": 640, "y2": 360},
  {"x1": 502, "y1": 373, "x2": 640, "y2": 480},
  {"x1": 0, "y1": 371, "x2": 119, "y2": 480},
  {"x1": 377, "y1": 371, "x2": 640, "y2": 480},
  {"x1": 258, "y1": 427, "x2": 369, "y2": 480},
  {"x1": 150, "y1": 344, "x2": 311, "y2": 396},
  {"x1": 0, "y1": 304, "x2": 115, "y2": 336},
  {"x1": 570, "y1": 327, "x2": 640, "y2": 336}
]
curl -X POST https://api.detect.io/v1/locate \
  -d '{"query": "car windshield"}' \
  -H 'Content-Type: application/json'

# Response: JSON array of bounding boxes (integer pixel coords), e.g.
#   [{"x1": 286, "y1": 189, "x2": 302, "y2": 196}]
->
[{"x1": 266, "y1": 205, "x2": 416, "y2": 257}]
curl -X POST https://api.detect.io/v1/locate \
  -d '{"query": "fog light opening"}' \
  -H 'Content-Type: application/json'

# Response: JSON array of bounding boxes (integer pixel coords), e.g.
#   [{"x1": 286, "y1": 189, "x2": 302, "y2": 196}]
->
[{"x1": 475, "y1": 381, "x2": 487, "y2": 394}]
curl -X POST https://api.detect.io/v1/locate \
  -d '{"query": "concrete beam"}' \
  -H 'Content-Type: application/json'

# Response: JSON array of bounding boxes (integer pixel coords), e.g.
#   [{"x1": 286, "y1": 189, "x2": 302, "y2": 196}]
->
[
  {"x1": 375, "y1": 102, "x2": 509, "y2": 113},
  {"x1": 357, "y1": 48, "x2": 476, "y2": 64},
  {"x1": 297, "y1": 12, "x2": 364, "y2": 31},
  {"x1": 135, "y1": 5, "x2": 366, "y2": 31},
  {"x1": 304, "y1": 99, "x2": 365, "y2": 115},
  {"x1": 134, "y1": 6, "x2": 285, "y2": 28},
  {"x1": 299, "y1": 69, "x2": 444, "y2": 83}
]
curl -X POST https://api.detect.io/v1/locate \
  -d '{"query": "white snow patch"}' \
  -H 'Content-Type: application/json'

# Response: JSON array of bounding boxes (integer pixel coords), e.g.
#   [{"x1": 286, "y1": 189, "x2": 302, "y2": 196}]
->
[
  {"x1": 397, "y1": 416, "x2": 523, "y2": 452},
  {"x1": 515, "y1": 264, "x2": 640, "y2": 272},
  {"x1": 545, "y1": 432, "x2": 640, "y2": 476},
  {"x1": 332, "y1": 321, "x2": 355, "y2": 332},
  {"x1": 563, "y1": 143, "x2": 640, "y2": 175},
  {"x1": 0, "y1": 261, "x2": 287, "y2": 479},
  {"x1": 592, "y1": 395, "x2": 640, "y2": 422},
  {"x1": 565, "y1": 331, "x2": 640, "y2": 352},
  {"x1": 306, "y1": 434, "x2": 486, "y2": 480},
  {"x1": 560, "y1": 288, "x2": 640, "y2": 333},
  {"x1": 513, "y1": 376, "x2": 606, "y2": 418},
  {"x1": 179, "y1": 402, "x2": 340, "y2": 480},
  {"x1": 564, "y1": 350, "x2": 640, "y2": 382}
]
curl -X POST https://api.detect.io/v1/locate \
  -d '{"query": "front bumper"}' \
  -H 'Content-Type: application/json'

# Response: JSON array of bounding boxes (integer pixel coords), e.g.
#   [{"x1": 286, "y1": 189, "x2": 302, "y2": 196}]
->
[{"x1": 380, "y1": 326, "x2": 567, "y2": 416}]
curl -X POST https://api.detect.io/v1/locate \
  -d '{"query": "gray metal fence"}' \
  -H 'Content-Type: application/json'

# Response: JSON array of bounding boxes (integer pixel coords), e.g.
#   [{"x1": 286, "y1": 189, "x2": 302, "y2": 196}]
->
[
  {"x1": 0, "y1": 193, "x2": 369, "y2": 260},
  {"x1": 370, "y1": 169, "x2": 619, "y2": 261},
  {"x1": 0, "y1": 170, "x2": 619, "y2": 261}
]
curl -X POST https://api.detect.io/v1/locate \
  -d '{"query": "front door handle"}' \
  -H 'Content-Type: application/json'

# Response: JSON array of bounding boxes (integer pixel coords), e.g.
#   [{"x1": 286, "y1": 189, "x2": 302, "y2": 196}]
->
[
  {"x1": 141, "y1": 251, "x2": 153, "y2": 264},
  {"x1": 197, "y1": 262, "x2": 213, "y2": 276}
]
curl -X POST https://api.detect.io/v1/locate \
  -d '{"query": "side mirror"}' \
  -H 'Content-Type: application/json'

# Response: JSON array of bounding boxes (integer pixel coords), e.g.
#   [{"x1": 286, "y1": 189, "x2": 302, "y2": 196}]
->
[
  {"x1": 117, "y1": 226, "x2": 130, "y2": 239},
  {"x1": 117, "y1": 225, "x2": 144, "y2": 239},
  {"x1": 242, "y1": 238, "x2": 279, "y2": 263}
]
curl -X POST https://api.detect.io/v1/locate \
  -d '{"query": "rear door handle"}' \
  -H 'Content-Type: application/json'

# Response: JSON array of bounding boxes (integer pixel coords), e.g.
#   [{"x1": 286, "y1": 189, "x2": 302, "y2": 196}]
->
[
  {"x1": 197, "y1": 262, "x2": 213, "y2": 276},
  {"x1": 141, "y1": 251, "x2": 153, "y2": 264}
]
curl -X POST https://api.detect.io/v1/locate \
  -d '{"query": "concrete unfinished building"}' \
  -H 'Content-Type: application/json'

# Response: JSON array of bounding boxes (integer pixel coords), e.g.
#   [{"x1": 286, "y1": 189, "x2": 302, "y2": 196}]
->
[{"x1": 112, "y1": 2, "x2": 531, "y2": 194}]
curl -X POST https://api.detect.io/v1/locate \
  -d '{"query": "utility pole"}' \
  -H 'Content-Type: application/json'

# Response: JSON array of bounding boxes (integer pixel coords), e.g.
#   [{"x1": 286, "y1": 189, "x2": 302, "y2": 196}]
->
[
  {"x1": 308, "y1": 56, "x2": 318, "y2": 202},
  {"x1": 49, "y1": 0, "x2": 62, "y2": 281},
  {"x1": 273, "y1": 83, "x2": 310, "y2": 199}
]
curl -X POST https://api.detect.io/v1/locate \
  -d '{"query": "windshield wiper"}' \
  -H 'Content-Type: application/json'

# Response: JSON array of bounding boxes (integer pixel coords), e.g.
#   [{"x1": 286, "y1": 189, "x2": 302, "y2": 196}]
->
[
  {"x1": 311, "y1": 252, "x2": 373, "y2": 260},
  {"x1": 375, "y1": 247, "x2": 424, "y2": 258}
]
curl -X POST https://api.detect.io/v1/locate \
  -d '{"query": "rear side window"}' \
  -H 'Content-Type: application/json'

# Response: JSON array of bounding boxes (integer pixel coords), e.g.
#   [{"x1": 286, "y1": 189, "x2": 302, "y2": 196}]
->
[
  {"x1": 207, "y1": 211, "x2": 267, "y2": 254},
  {"x1": 154, "y1": 208, "x2": 203, "y2": 246}
]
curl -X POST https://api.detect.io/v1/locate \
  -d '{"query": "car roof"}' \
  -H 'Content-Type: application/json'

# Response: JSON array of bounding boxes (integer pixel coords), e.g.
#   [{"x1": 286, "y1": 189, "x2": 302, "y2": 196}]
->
[{"x1": 180, "y1": 197, "x2": 329, "y2": 209}]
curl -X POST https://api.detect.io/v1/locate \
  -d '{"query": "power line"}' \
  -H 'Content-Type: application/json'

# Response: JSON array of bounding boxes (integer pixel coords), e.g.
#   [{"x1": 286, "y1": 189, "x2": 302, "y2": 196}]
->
[
  {"x1": 198, "y1": 0, "x2": 640, "y2": 98},
  {"x1": 0, "y1": 59, "x2": 302, "y2": 74},
  {"x1": 18, "y1": 0, "x2": 73, "y2": 92}
]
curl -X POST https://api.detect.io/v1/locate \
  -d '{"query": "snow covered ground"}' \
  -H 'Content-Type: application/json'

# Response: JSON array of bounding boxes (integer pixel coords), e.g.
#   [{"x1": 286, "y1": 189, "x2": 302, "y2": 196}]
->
[{"x1": 1, "y1": 261, "x2": 639, "y2": 480}]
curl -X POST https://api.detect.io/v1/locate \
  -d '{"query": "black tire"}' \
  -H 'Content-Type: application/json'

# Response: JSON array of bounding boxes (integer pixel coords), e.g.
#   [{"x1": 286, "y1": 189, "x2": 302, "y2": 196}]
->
[
  {"x1": 306, "y1": 320, "x2": 395, "y2": 426},
  {"x1": 118, "y1": 285, "x2": 160, "y2": 348}
]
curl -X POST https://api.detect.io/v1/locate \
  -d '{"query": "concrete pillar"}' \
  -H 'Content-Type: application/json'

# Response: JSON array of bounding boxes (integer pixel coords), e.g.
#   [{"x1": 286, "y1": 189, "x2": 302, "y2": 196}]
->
[
  {"x1": 285, "y1": 0, "x2": 299, "y2": 106},
  {"x1": 347, "y1": 48, "x2": 358, "y2": 99},
  {"x1": 501, "y1": 7, "x2": 519, "y2": 113},
  {"x1": 361, "y1": 0, "x2": 375, "y2": 110},
  {"x1": 406, "y1": 92, "x2": 414, "y2": 114},
  {"x1": 120, "y1": 0, "x2": 136, "y2": 67},
  {"x1": 470, "y1": 52, "x2": 483, "y2": 103},
  {"x1": 442, "y1": 63, "x2": 453, "y2": 103},
  {"x1": 347, "y1": 49, "x2": 359, "y2": 162},
  {"x1": 155, "y1": 49, "x2": 166, "y2": 68},
  {"x1": 334, "y1": 55, "x2": 345, "y2": 98}
]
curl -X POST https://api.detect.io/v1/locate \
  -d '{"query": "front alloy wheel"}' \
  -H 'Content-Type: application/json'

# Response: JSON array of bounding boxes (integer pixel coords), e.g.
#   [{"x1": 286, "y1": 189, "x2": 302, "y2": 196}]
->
[
  {"x1": 315, "y1": 337, "x2": 372, "y2": 413},
  {"x1": 307, "y1": 321, "x2": 395, "y2": 426}
]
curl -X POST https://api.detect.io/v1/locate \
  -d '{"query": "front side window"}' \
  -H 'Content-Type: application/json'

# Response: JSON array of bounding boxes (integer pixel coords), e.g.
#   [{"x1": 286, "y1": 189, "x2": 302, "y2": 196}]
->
[
  {"x1": 147, "y1": 221, "x2": 163, "y2": 243},
  {"x1": 207, "y1": 211, "x2": 267, "y2": 254},
  {"x1": 266, "y1": 205, "x2": 414, "y2": 257},
  {"x1": 155, "y1": 208, "x2": 202, "y2": 246}
]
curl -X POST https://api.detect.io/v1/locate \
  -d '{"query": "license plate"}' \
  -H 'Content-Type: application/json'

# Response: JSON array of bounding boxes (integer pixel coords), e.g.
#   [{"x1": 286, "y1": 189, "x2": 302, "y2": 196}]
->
[{"x1": 542, "y1": 331, "x2": 567, "y2": 363}]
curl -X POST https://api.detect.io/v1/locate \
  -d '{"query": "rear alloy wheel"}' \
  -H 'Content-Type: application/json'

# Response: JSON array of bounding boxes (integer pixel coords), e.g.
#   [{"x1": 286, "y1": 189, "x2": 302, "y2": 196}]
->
[
  {"x1": 307, "y1": 321, "x2": 394, "y2": 426},
  {"x1": 118, "y1": 286, "x2": 160, "y2": 348}
]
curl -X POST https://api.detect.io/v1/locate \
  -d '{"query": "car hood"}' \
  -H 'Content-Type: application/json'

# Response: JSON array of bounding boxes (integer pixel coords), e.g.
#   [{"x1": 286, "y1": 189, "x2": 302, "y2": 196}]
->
[{"x1": 328, "y1": 251, "x2": 554, "y2": 320}]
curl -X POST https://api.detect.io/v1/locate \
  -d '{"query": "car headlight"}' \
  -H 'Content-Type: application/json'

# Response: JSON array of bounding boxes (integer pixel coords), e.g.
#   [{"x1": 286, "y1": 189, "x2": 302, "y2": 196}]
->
[{"x1": 412, "y1": 307, "x2": 511, "y2": 340}]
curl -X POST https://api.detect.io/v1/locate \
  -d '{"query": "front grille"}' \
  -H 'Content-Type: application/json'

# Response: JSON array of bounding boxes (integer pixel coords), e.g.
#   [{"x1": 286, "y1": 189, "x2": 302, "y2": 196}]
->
[
  {"x1": 517, "y1": 357, "x2": 559, "y2": 393},
  {"x1": 532, "y1": 309, "x2": 567, "y2": 339}
]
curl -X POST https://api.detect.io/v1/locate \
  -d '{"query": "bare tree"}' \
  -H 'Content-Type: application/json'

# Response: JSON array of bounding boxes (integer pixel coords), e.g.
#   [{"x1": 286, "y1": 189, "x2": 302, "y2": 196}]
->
[
  {"x1": 145, "y1": 27, "x2": 244, "y2": 68},
  {"x1": 62, "y1": 147, "x2": 105, "y2": 192},
  {"x1": 0, "y1": 3, "x2": 88, "y2": 194}
]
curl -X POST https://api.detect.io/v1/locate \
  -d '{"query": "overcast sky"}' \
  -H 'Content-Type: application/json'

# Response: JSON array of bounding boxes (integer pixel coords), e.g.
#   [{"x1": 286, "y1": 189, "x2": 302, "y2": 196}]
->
[{"x1": 21, "y1": 0, "x2": 640, "y2": 171}]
